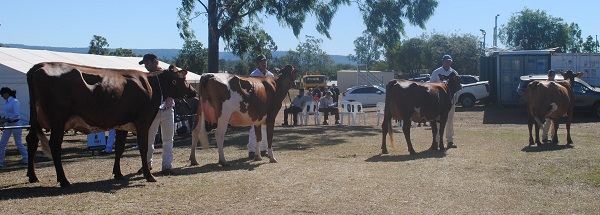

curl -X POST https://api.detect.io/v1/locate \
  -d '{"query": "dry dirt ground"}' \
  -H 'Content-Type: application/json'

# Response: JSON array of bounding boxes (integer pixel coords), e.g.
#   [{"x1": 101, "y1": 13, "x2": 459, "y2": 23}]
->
[{"x1": 1, "y1": 104, "x2": 599, "y2": 214}]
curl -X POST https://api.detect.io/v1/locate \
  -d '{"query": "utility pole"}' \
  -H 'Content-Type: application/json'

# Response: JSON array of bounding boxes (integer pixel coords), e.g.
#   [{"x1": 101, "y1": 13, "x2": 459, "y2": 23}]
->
[
  {"x1": 493, "y1": 14, "x2": 500, "y2": 47},
  {"x1": 480, "y1": 29, "x2": 486, "y2": 55}
]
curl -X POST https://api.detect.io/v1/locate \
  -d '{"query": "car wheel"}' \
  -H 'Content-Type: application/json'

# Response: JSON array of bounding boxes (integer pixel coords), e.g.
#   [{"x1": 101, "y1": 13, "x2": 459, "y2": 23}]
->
[
  {"x1": 593, "y1": 102, "x2": 600, "y2": 118},
  {"x1": 459, "y1": 94, "x2": 475, "y2": 108}
]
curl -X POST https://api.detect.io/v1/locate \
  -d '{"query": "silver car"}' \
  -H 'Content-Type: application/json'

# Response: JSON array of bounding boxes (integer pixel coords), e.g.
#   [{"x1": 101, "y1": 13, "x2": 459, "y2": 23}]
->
[{"x1": 340, "y1": 85, "x2": 386, "y2": 107}]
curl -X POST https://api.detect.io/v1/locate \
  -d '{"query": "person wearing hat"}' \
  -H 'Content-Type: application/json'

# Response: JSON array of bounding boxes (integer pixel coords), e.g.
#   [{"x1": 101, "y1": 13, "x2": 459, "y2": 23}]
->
[
  {"x1": 429, "y1": 54, "x2": 459, "y2": 148},
  {"x1": 138, "y1": 53, "x2": 176, "y2": 176},
  {"x1": 283, "y1": 88, "x2": 312, "y2": 126},
  {"x1": 541, "y1": 69, "x2": 557, "y2": 142},
  {"x1": 247, "y1": 54, "x2": 274, "y2": 158},
  {"x1": 318, "y1": 91, "x2": 340, "y2": 125},
  {"x1": 0, "y1": 87, "x2": 28, "y2": 168}
]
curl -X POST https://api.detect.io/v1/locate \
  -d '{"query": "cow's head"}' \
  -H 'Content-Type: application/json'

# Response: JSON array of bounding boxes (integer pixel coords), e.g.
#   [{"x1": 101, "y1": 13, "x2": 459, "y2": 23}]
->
[
  {"x1": 439, "y1": 72, "x2": 462, "y2": 94},
  {"x1": 560, "y1": 70, "x2": 583, "y2": 82},
  {"x1": 159, "y1": 65, "x2": 198, "y2": 99},
  {"x1": 275, "y1": 65, "x2": 299, "y2": 89}
]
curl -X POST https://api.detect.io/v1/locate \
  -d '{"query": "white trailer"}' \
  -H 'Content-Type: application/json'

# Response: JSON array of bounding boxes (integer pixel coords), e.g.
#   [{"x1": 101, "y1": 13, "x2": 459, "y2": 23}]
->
[{"x1": 551, "y1": 53, "x2": 600, "y2": 86}]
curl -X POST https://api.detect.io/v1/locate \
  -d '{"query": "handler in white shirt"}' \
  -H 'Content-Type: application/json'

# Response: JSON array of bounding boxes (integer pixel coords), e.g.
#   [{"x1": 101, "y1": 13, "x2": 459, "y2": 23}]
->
[
  {"x1": 247, "y1": 54, "x2": 274, "y2": 158},
  {"x1": 429, "y1": 54, "x2": 458, "y2": 148}
]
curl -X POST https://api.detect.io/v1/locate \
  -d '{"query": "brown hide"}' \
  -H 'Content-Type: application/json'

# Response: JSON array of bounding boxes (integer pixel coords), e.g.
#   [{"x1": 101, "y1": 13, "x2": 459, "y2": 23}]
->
[
  {"x1": 25, "y1": 62, "x2": 196, "y2": 187},
  {"x1": 381, "y1": 73, "x2": 462, "y2": 155},
  {"x1": 526, "y1": 70, "x2": 582, "y2": 145},
  {"x1": 190, "y1": 65, "x2": 297, "y2": 166}
]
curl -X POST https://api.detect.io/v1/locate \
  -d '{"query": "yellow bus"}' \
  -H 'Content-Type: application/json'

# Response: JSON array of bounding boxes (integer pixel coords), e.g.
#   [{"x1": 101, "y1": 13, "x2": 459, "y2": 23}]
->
[{"x1": 301, "y1": 74, "x2": 327, "y2": 89}]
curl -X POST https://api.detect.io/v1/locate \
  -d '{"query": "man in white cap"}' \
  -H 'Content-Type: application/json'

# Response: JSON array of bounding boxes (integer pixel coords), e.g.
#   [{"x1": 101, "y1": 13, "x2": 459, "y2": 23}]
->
[
  {"x1": 247, "y1": 54, "x2": 274, "y2": 158},
  {"x1": 429, "y1": 54, "x2": 458, "y2": 148}
]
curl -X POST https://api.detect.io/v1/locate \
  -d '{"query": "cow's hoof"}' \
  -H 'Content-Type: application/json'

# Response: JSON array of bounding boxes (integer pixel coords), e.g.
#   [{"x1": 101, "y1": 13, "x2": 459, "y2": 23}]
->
[
  {"x1": 382, "y1": 149, "x2": 389, "y2": 154},
  {"x1": 429, "y1": 146, "x2": 437, "y2": 151},
  {"x1": 219, "y1": 160, "x2": 231, "y2": 167},
  {"x1": 114, "y1": 173, "x2": 124, "y2": 180},
  {"x1": 409, "y1": 150, "x2": 417, "y2": 155},
  {"x1": 254, "y1": 156, "x2": 262, "y2": 161},
  {"x1": 269, "y1": 158, "x2": 278, "y2": 163},
  {"x1": 190, "y1": 160, "x2": 199, "y2": 166},
  {"x1": 28, "y1": 177, "x2": 39, "y2": 183},
  {"x1": 146, "y1": 176, "x2": 157, "y2": 182},
  {"x1": 59, "y1": 180, "x2": 72, "y2": 188}
]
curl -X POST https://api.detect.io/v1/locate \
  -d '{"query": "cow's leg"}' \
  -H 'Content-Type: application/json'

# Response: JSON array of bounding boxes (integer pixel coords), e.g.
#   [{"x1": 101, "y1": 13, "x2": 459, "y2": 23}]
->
[
  {"x1": 438, "y1": 120, "x2": 447, "y2": 152},
  {"x1": 266, "y1": 121, "x2": 277, "y2": 163},
  {"x1": 534, "y1": 118, "x2": 542, "y2": 146},
  {"x1": 551, "y1": 119, "x2": 560, "y2": 145},
  {"x1": 26, "y1": 129, "x2": 40, "y2": 183},
  {"x1": 112, "y1": 130, "x2": 128, "y2": 180},
  {"x1": 402, "y1": 118, "x2": 416, "y2": 155},
  {"x1": 566, "y1": 116, "x2": 573, "y2": 145},
  {"x1": 47, "y1": 127, "x2": 70, "y2": 187},
  {"x1": 254, "y1": 124, "x2": 263, "y2": 161},
  {"x1": 215, "y1": 119, "x2": 230, "y2": 167},
  {"x1": 527, "y1": 114, "x2": 535, "y2": 146},
  {"x1": 429, "y1": 121, "x2": 439, "y2": 151},
  {"x1": 136, "y1": 123, "x2": 156, "y2": 183},
  {"x1": 189, "y1": 123, "x2": 200, "y2": 166},
  {"x1": 381, "y1": 115, "x2": 391, "y2": 154}
]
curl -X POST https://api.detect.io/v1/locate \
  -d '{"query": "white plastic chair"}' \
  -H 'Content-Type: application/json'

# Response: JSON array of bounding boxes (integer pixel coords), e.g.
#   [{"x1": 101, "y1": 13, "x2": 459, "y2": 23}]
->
[
  {"x1": 376, "y1": 102, "x2": 385, "y2": 126},
  {"x1": 296, "y1": 104, "x2": 307, "y2": 126},
  {"x1": 350, "y1": 101, "x2": 367, "y2": 125},
  {"x1": 339, "y1": 101, "x2": 352, "y2": 125},
  {"x1": 303, "y1": 101, "x2": 320, "y2": 125}
]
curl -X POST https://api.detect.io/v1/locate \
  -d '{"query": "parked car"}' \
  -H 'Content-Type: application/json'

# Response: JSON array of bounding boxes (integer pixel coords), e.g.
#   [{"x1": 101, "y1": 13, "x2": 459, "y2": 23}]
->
[
  {"x1": 340, "y1": 85, "x2": 386, "y2": 107},
  {"x1": 516, "y1": 75, "x2": 600, "y2": 117},
  {"x1": 459, "y1": 75, "x2": 480, "y2": 85},
  {"x1": 456, "y1": 75, "x2": 490, "y2": 108}
]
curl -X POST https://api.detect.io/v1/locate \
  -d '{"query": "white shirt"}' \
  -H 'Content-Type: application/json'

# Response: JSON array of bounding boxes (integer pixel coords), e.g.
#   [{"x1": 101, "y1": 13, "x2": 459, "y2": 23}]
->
[
  {"x1": 250, "y1": 68, "x2": 274, "y2": 77},
  {"x1": 430, "y1": 66, "x2": 458, "y2": 83}
]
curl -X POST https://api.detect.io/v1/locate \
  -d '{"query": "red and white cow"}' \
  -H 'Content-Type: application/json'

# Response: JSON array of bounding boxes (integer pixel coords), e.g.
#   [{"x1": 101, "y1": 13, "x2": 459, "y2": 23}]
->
[
  {"x1": 26, "y1": 62, "x2": 196, "y2": 187},
  {"x1": 381, "y1": 72, "x2": 462, "y2": 155},
  {"x1": 527, "y1": 70, "x2": 582, "y2": 146},
  {"x1": 189, "y1": 65, "x2": 298, "y2": 166}
]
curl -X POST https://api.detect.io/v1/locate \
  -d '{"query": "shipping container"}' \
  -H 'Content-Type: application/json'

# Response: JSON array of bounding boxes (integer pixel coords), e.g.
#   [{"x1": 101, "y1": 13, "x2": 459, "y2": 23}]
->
[{"x1": 551, "y1": 53, "x2": 600, "y2": 87}]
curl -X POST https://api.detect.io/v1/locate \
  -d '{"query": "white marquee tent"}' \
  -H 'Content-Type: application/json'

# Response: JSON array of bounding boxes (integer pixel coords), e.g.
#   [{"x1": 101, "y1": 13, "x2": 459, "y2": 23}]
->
[{"x1": 0, "y1": 47, "x2": 201, "y2": 124}]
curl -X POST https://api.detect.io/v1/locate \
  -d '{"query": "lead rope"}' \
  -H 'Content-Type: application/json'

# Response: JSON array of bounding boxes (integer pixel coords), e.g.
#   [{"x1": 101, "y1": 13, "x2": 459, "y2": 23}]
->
[{"x1": 155, "y1": 74, "x2": 165, "y2": 108}]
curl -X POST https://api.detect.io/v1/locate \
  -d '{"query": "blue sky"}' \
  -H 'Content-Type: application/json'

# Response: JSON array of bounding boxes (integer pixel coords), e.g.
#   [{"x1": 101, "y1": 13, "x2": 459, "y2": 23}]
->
[{"x1": 1, "y1": 1, "x2": 599, "y2": 56}]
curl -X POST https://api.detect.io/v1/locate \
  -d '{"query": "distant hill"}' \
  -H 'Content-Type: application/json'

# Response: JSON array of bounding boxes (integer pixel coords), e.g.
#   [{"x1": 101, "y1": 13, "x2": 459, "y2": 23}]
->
[{"x1": 4, "y1": 44, "x2": 353, "y2": 65}]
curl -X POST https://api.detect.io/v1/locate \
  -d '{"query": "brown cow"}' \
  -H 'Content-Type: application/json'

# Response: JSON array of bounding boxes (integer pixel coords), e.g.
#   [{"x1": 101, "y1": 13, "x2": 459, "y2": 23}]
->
[
  {"x1": 26, "y1": 62, "x2": 196, "y2": 187},
  {"x1": 527, "y1": 70, "x2": 582, "y2": 146},
  {"x1": 189, "y1": 65, "x2": 298, "y2": 166},
  {"x1": 381, "y1": 72, "x2": 462, "y2": 155}
]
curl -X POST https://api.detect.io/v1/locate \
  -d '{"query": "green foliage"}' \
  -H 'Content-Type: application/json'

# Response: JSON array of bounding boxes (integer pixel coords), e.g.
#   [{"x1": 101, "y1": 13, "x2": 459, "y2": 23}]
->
[
  {"x1": 175, "y1": 39, "x2": 207, "y2": 75},
  {"x1": 386, "y1": 32, "x2": 480, "y2": 77},
  {"x1": 295, "y1": 36, "x2": 334, "y2": 76},
  {"x1": 582, "y1": 35, "x2": 600, "y2": 53},
  {"x1": 178, "y1": 0, "x2": 437, "y2": 73},
  {"x1": 348, "y1": 31, "x2": 382, "y2": 70},
  {"x1": 499, "y1": 8, "x2": 577, "y2": 52},
  {"x1": 359, "y1": 0, "x2": 438, "y2": 49},
  {"x1": 88, "y1": 35, "x2": 110, "y2": 55},
  {"x1": 108, "y1": 48, "x2": 139, "y2": 57}
]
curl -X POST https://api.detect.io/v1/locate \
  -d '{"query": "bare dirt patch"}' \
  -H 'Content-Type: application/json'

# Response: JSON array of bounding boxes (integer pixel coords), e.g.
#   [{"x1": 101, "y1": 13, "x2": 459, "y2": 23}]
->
[{"x1": 1, "y1": 104, "x2": 599, "y2": 214}]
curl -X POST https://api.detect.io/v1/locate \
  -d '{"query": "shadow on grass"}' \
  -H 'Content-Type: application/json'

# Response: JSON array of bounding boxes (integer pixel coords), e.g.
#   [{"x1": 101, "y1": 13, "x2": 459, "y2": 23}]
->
[
  {"x1": 365, "y1": 148, "x2": 447, "y2": 163},
  {"x1": 521, "y1": 143, "x2": 574, "y2": 153}
]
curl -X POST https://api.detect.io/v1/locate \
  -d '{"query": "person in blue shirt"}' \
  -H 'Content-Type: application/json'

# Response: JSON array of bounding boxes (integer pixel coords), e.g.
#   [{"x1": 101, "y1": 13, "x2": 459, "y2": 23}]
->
[{"x1": 0, "y1": 87, "x2": 28, "y2": 168}]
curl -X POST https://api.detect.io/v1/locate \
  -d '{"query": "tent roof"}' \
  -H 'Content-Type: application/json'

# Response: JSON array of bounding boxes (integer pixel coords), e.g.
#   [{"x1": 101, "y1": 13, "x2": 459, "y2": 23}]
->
[{"x1": 0, "y1": 47, "x2": 200, "y2": 82}]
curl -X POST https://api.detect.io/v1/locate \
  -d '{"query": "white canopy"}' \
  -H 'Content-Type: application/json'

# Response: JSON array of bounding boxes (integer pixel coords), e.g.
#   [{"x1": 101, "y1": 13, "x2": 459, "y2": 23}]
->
[{"x1": 0, "y1": 47, "x2": 201, "y2": 124}]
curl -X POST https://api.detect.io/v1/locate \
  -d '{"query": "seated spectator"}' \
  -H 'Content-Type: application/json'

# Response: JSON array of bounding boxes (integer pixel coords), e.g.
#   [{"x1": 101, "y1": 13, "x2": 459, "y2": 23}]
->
[
  {"x1": 318, "y1": 92, "x2": 340, "y2": 125},
  {"x1": 283, "y1": 89, "x2": 312, "y2": 126}
]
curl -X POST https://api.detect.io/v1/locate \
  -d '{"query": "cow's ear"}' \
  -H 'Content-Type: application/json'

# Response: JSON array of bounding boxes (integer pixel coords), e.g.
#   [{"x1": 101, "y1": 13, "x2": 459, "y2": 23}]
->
[
  {"x1": 438, "y1": 74, "x2": 445, "y2": 80},
  {"x1": 181, "y1": 70, "x2": 188, "y2": 77},
  {"x1": 576, "y1": 72, "x2": 583, "y2": 78}
]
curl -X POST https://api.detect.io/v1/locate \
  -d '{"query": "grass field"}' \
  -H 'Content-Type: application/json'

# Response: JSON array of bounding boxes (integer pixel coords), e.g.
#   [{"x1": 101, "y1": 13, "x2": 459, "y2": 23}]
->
[{"x1": 1, "y1": 104, "x2": 599, "y2": 214}]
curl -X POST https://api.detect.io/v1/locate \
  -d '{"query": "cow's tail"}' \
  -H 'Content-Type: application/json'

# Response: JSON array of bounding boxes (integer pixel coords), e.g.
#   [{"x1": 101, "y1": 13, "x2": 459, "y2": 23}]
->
[
  {"x1": 27, "y1": 68, "x2": 53, "y2": 159},
  {"x1": 382, "y1": 93, "x2": 396, "y2": 150},
  {"x1": 387, "y1": 117, "x2": 396, "y2": 150},
  {"x1": 198, "y1": 109, "x2": 210, "y2": 149}
]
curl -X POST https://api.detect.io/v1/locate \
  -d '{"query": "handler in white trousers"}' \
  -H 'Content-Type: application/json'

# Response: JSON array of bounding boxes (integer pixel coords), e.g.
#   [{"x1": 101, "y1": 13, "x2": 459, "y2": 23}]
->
[
  {"x1": 247, "y1": 54, "x2": 273, "y2": 158},
  {"x1": 429, "y1": 54, "x2": 458, "y2": 148}
]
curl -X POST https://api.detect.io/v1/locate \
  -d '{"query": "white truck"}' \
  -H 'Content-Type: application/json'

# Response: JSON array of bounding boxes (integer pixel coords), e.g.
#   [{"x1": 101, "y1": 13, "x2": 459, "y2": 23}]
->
[{"x1": 455, "y1": 75, "x2": 490, "y2": 108}]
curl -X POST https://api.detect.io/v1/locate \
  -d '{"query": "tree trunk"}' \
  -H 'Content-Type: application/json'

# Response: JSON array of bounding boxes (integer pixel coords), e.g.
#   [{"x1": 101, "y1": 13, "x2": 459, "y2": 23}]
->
[{"x1": 207, "y1": 0, "x2": 219, "y2": 73}]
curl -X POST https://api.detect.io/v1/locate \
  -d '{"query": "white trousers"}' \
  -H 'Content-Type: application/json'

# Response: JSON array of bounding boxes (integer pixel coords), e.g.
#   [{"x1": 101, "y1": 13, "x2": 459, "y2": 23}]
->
[
  {"x1": 435, "y1": 103, "x2": 455, "y2": 143},
  {"x1": 0, "y1": 121, "x2": 28, "y2": 165},
  {"x1": 541, "y1": 118, "x2": 555, "y2": 141},
  {"x1": 247, "y1": 125, "x2": 268, "y2": 152},
  {"x1": 147, "y1": 108, "x2": 175, "y2": 170}
]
